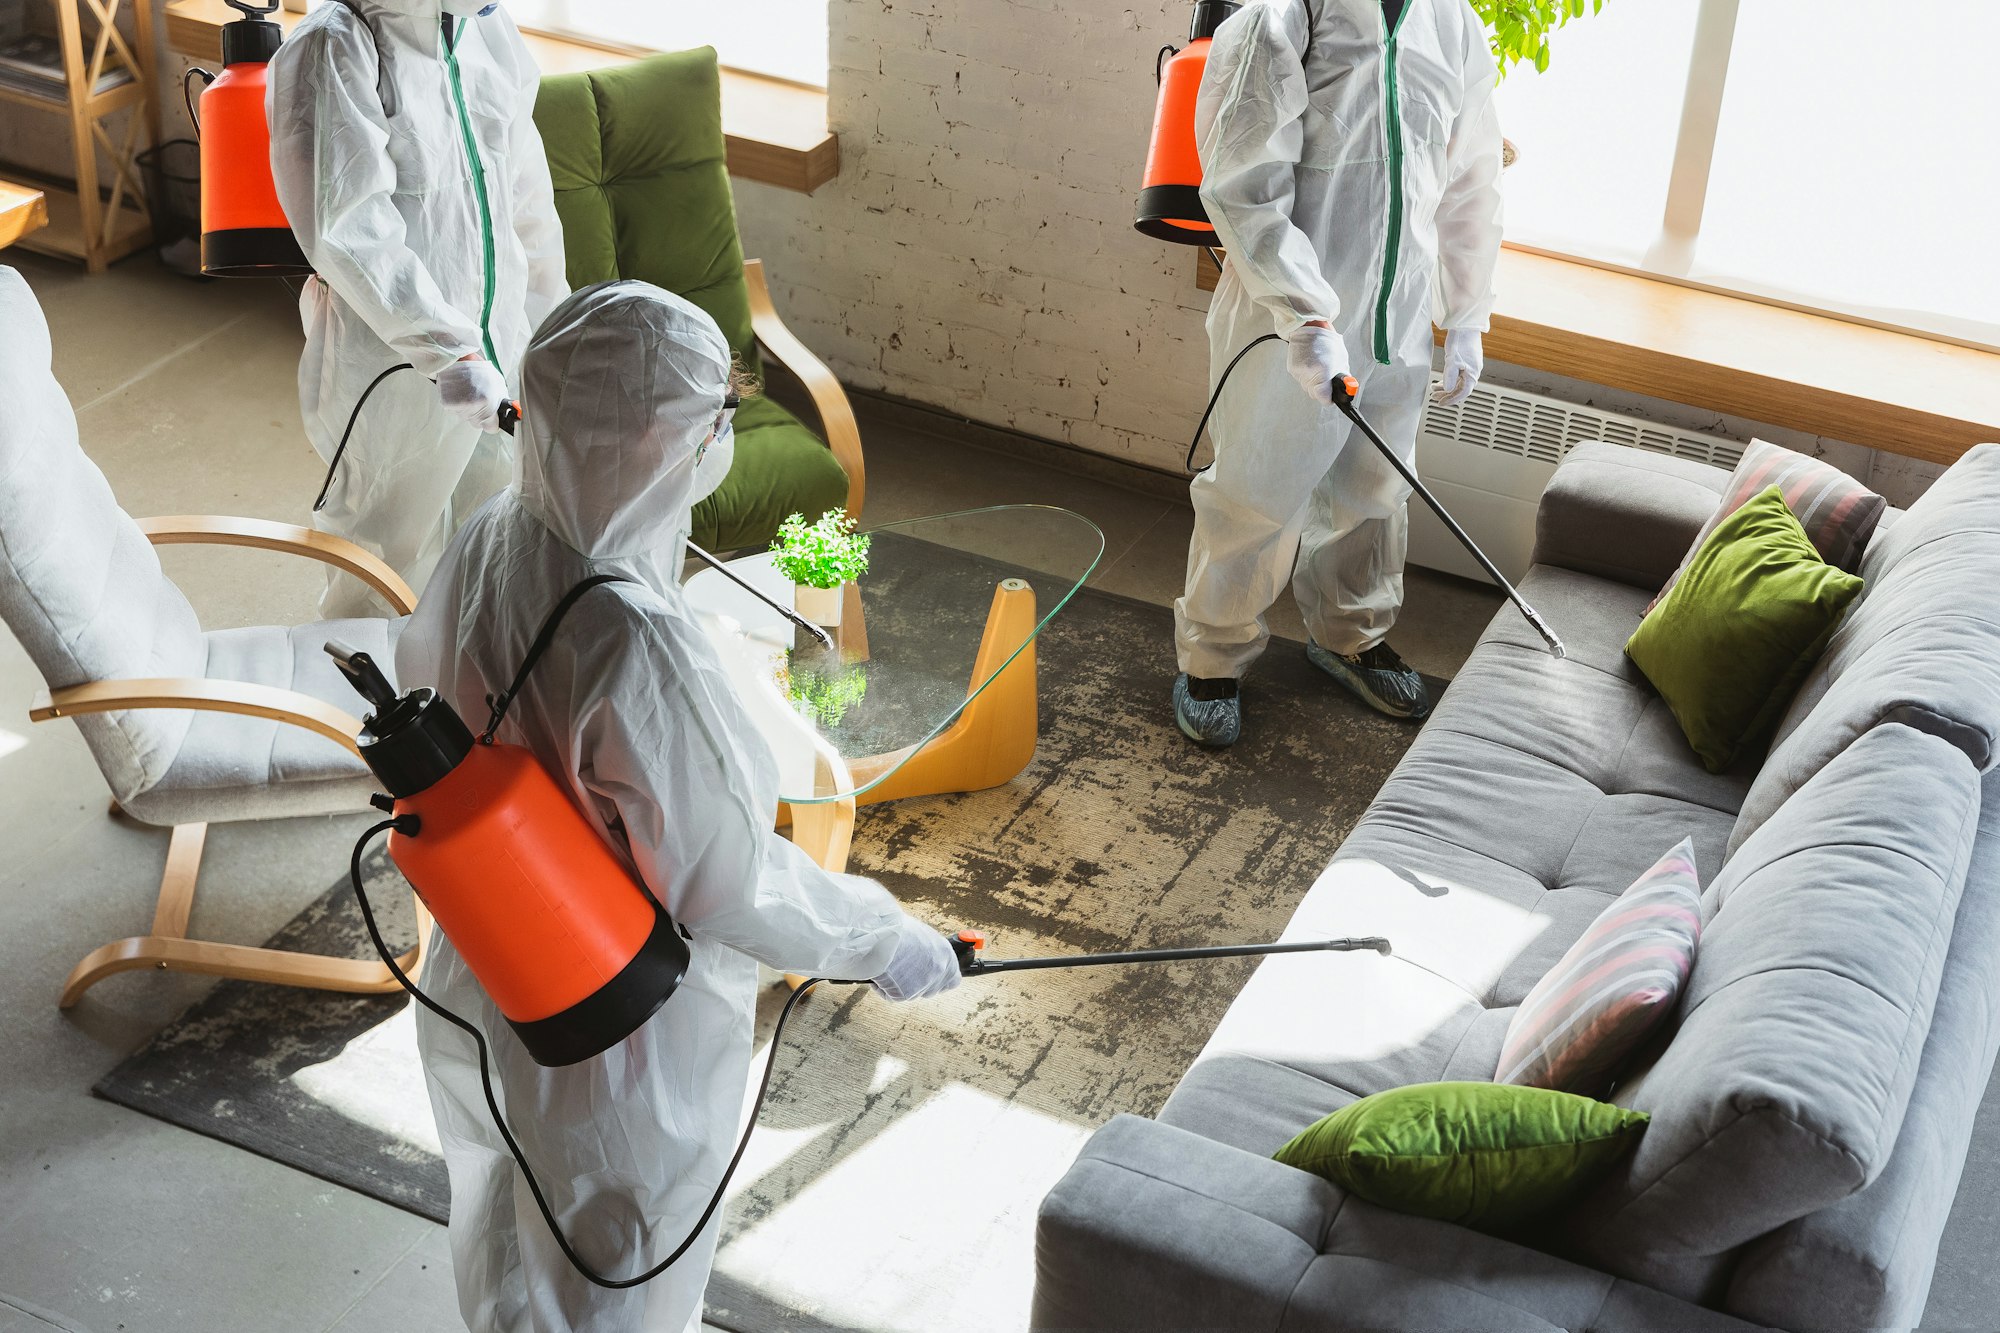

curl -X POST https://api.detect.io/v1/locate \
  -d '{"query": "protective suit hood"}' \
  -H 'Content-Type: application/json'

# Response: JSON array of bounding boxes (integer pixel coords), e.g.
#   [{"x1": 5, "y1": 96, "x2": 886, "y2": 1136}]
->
[{"x1": 515, "y1": 281, "x2": 733, "y2": 562}]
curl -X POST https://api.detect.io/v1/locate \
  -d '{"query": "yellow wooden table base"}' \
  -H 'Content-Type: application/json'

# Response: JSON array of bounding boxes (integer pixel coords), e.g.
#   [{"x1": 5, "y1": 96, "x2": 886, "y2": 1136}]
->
[
  {"x1": 778, "y1": 577, "x2": 1041, "y2": 989},
  {"x1": 843, "y1": 578, "x2": 1039, "y2": 806}
]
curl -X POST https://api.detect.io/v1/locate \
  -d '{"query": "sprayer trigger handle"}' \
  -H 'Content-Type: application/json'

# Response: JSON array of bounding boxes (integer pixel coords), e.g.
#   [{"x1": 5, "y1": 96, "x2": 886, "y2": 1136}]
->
[{"x1": 950, "y1": 929, "x2": 987, "y2": 976}]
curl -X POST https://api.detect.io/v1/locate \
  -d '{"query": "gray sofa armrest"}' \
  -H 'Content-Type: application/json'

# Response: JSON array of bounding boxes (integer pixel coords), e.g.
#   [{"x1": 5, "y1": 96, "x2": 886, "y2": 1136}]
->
[
  {"x1": 1034, "y1": 1115, "x2": 1334, "y2": 1332},
  {"x1": 1035, "y1": 1116, "x2": 1768, "y2": 1333},
  {"x1": 1531, "y1": 442, "x2": 1729, "y2": 592}
]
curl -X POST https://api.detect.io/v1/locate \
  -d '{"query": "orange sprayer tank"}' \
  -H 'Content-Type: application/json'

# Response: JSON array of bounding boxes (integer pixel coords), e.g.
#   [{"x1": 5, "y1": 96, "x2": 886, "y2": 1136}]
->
[
  {"x1": 1135, "y1": 0, "x2": 1239, "y2": 246},
  {"x1": 198, "y1": 3, "x2": 312, "y2": 277},
  {"x1": 330, "y1": 644, "x2": 689, "y2": 1067}
]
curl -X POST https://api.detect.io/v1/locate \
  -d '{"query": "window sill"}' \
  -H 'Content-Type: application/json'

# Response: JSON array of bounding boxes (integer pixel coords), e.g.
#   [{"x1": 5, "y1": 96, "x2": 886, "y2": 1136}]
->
[
  {"x1": 1195, "y1": 246, "x2": 1999, "y2": 465},
  {"x1": 161, "y1": 0, "x2": 838, "y2": 194}
]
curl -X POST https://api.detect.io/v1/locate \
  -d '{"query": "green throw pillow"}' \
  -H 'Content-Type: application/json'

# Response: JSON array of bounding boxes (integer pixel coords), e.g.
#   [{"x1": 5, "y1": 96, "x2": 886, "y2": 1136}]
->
[
  {"x1": 1273, "y1": 1081, "x2": 1649, "y2": 1231},
  {"x1": 1626, "y1": 484, "x2": 1863, "y2": 774}
]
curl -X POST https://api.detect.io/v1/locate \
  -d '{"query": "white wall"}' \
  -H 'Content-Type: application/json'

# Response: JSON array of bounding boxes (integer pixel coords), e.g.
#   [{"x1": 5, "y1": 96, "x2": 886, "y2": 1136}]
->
[{"x1": 733, "y1": 0, "x2": 1949, "y2": 508}]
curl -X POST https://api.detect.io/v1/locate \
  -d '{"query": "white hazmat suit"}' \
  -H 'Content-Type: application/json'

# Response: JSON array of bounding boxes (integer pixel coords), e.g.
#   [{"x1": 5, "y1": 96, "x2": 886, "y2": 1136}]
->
[
  {"x1": 396, "y1": 282, "x2": 947, "y2": 1331},
  {"x1": 270, "y1": 0, "x2": 567, "y2": 616},
  {"x1": 1177, "y1": 0, "x2": 1503, "y2": 677}
]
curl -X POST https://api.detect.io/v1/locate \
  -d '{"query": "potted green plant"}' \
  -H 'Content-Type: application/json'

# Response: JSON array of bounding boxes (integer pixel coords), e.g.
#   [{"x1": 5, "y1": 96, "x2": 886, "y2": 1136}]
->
[{"x1": 770, "y1": 508, "x2": 870, "y2": 627}]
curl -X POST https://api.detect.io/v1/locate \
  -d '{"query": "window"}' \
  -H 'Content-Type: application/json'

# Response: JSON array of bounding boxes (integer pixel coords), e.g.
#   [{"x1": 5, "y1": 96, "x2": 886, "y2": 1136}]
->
[
  {"x1": 507, "y1": 0, "x2": 827, "y2": 88},
  {"x1": 1492, "y1": 0, "x2": 2000, "y2": 349}
]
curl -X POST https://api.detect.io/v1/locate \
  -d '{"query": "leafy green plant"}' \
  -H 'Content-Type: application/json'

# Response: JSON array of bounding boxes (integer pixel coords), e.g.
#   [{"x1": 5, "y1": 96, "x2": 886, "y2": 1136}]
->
[
  {"x1": 1472, "y1": 0, "x2": 1609, "y2": 76},
  {"x1": 786, "y1": 664, "x2": 869, "y2": 728},
  {"x1": 769, "y1": 509, "x2": 871, "y2": 590}
]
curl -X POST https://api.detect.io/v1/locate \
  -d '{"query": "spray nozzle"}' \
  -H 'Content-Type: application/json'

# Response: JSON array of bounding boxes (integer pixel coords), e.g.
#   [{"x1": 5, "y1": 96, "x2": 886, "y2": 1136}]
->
[
  {"x1": 223, "y1": 0, "x2": 280, "y2": 16},
  {"x1": 325, "y1": 640, "x2": 402, "y2": 711}
]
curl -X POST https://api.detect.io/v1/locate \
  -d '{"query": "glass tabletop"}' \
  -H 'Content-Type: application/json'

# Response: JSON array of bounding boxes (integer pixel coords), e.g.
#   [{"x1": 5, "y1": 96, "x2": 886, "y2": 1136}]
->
[{"x1": 685, "y1": 505, "x2": 1104, "y2": 803}]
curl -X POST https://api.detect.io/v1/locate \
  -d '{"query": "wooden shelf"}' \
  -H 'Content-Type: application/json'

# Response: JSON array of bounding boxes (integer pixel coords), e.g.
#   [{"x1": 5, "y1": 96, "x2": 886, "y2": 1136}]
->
[
  {"x1": 1, "y1": 0, "x2": 157, "y2": 272},
  {"x1": 0, "y1": 74, "x2": 134, "y2": 113},
  {"x1": 11, "y1": 179, "x2": 151, "y2": 265},
  {"x1": 163, "y1": 0, "x2": 840, "y2": 194},
  {"x1": 1193, "y1": 245, "x2": 2000, "y2": 466}
]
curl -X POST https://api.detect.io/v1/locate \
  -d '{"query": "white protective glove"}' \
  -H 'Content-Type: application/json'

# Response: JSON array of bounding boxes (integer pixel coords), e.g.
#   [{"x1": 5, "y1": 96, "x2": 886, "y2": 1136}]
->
[
  {"x1": 1284, "y1": 322, "x2": 1349, "y2": 406},
  {"x1": 436, "y1": 357, "x2": 510, "y2": 433},
  {"x1": 871, "y1": 917, "x2": 962, "y2": 1002},
  {"x1": 1433, "y1": 328, "x2": 1484, "y2": 407}
]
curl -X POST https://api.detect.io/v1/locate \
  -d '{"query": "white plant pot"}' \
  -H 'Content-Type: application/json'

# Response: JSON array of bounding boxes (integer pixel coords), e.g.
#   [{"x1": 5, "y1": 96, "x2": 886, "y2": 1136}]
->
[{"x1": 792, "y1": 582, "x2": 845, "y2": 627}]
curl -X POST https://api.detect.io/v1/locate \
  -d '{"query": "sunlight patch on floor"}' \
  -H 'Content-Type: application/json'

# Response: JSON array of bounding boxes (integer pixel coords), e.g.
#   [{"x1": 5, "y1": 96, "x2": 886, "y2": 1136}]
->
[
  {"x1": 290, "y1": 1006, "x2": 442, "y2": 1157},
  {"x1": 715, "y1": 1082, "x2": 1089, "y2": 1333}
]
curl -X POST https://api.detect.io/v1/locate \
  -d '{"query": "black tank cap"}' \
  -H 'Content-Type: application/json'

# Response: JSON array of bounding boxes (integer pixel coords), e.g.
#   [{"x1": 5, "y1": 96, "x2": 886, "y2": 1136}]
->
[
  {"x1": 220, "y1": 16, "x2": 282, "y2": 66},
  {"x1": 1190, "y1": 0, "x2": 1240, "y2": 41},
  {"x1": 356, "y1": 688, "x2": 475, "y2": 799}
]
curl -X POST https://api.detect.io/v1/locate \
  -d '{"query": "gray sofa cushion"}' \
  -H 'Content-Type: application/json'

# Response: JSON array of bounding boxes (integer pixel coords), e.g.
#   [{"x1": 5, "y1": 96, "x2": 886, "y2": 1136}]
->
[
  {"x1": 1162, "y1": 566, "x2": 1741, "y2": 1156},
  {"x1": 1729, "y1": 444, "x2": 2000, "y2": 857},
  {"x1": 1035, "y1": 1115, "x2": 1771, "y2": 1332},
  {"x1": 1722, "y1": 767, "x2": 2000, "y2": 1331},
  {"x1": 1569, "y1": 724, "x2": 1984, "y2": 1263},
  {"x1": 1530, "y1": 442, "x2": 1731, "y2": 593}
]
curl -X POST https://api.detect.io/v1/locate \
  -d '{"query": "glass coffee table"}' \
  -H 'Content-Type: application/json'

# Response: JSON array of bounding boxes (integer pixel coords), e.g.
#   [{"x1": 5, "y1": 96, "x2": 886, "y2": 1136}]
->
[{"x1": 685, "y1": 504, "x2": 1103, "y2": 877}]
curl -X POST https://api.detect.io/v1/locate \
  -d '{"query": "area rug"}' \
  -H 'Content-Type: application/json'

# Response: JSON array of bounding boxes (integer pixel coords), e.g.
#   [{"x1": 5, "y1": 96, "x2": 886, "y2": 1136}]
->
[{"x1": 97, "y1": 533, "x2": 1446, "y2": 1332}]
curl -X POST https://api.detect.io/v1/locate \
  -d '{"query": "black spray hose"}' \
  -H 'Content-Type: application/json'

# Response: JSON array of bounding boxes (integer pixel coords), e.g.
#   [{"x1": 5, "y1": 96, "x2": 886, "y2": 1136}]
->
[
  {"x1": 497, "y1": 399, "x2": 836, "y2": 650},
  {"x1": 348, "y1": 823, "x2": 1389, "y2": 1288},
  {"x1": 1184, "y1": 337, "x2": 1565, "y2": 659},
  {"x1": 314, "y1": 362, "x2": 414, "y2": 512},
  {"x1": 1184, "y1": 332, "x2": 1280, "y2": 473}
]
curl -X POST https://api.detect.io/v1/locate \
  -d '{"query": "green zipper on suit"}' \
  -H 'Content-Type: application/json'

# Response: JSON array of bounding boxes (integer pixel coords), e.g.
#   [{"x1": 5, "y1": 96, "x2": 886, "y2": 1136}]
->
[
  {"x1": 1372, "y1": 1, "x2": 1410, "y2": 366},
  {"x1": 443, "y1": 18, "x2": 499, "y2": 364}
]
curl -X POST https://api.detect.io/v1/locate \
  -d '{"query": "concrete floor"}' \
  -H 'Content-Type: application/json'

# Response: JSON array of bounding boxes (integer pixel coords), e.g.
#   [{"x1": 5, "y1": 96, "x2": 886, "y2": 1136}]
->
[
  {"x1": 0, "y1": 250, "x2": 1498, "y2": 1333},
  {"x1": 4, "y1": 250, "x2": 1993, "y2": 1332}
]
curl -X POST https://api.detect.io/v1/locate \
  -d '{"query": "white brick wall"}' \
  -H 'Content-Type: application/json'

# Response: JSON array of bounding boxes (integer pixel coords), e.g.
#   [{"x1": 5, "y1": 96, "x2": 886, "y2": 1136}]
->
[{"x1": 734, "y1": 0, "x2": 1216, "y2": 475}]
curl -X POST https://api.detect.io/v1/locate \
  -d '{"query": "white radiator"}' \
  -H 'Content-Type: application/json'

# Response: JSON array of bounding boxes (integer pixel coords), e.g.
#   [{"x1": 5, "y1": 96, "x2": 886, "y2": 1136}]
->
[{"x1": 1407, "y1": 379, "x2": 1743, "y2": 585}]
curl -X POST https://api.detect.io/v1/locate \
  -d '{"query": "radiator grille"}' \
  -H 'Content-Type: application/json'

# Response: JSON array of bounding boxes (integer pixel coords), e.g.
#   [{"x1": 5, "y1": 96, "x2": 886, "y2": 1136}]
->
[{"x1": 1422, "y1": 382, "x2": 1745, "y2": 471}]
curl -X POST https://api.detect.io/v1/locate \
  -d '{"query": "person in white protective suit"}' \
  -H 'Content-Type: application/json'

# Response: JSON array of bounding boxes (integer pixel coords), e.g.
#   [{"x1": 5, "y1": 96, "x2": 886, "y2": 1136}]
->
[
  {"x1": 395, "y1": 280, "x2": 962, "y2": 1332},
  {"x1": 269, "y1": 0, "x2": 567, "y2": 617},
  {"x1": 1172, "y1": 0, "x2": 1503, "y2": 745}
]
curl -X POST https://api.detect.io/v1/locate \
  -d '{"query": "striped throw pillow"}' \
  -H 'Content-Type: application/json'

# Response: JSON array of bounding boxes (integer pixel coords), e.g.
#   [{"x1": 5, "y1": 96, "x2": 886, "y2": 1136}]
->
[
  {"x1": 1496, "y1": 839, "x2": 1702, "y2": 1097},
  {"x1": 1649, "y1": 440, "x2": 1886, "y2": 611}
]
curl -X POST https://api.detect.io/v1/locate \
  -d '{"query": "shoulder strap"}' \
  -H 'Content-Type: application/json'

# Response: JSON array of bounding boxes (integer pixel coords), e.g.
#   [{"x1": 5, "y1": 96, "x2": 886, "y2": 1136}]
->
[{"x1": 480, "y1": 573, "x2": 631, "y2": 743}]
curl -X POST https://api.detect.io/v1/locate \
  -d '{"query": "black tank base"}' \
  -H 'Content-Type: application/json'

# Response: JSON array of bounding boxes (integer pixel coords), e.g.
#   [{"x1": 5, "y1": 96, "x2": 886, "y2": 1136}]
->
[
  {"x1": 201, "y1": 227, "x2": 313, "y2": 278},
  {"x1": 1134, "y1": 185, "x2": 1220, "y2": 246},
  {"x1": 507, "y1": 905, "x2": 691, "y2": 1067}
]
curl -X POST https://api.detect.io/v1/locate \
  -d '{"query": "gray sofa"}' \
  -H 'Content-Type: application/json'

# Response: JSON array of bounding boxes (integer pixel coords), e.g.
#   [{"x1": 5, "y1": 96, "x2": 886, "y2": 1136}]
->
[{"x1": 1034, "y1": 441, "x2": 2000, "y2": 1332}]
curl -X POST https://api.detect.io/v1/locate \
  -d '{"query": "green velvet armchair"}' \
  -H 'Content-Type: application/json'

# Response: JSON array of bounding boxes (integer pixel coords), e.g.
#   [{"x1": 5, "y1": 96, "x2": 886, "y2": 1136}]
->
[{"x1": 534, "y1": 48, "x2": 863, "y2": 552}]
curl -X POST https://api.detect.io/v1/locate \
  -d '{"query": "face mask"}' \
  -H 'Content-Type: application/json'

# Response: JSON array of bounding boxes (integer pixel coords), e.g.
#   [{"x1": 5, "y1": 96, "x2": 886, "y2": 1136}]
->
[
  {"x1": 440, "y1": 0, "x2": 499, "y2": 16},
  {"x1": 689, "y1": 421, "x2": 733, "y2": 508}
]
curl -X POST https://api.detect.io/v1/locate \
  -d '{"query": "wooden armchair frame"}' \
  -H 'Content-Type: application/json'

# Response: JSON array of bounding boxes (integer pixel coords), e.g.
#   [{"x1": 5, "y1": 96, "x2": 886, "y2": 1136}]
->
[
  {"x1": 743, "y1": 256, "x2": 871, "y2": 646},
  {"x1": 31, "y1": 516, "x2": 432, "y2": 1008}
]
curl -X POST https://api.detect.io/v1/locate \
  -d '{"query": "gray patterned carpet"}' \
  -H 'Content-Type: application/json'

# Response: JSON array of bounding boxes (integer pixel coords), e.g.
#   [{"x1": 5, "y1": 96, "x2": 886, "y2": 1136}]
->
[{"x1": 97, "y1": 535, "x2": 1442, "y2": 1332}]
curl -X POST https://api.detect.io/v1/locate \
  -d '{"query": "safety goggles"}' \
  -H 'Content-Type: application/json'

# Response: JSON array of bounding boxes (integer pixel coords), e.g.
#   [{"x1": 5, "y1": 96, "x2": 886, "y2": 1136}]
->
[{"x1": 696, "y1": 392, "x2": 741, "y2": 467}]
